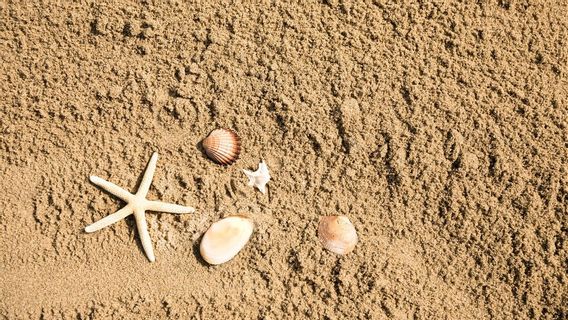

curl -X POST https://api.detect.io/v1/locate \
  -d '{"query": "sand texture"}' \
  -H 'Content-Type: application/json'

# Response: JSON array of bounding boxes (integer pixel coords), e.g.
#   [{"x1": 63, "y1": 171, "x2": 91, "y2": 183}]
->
[{"x1": 1, "y1": 1, "x2": 567, "y2": 319}]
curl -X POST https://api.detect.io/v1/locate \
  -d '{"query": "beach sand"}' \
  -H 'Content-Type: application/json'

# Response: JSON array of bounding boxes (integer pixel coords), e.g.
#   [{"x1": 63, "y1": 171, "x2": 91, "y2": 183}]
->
[{"x1": 1, "y1": 1, "x2": 566, "y2": 318}]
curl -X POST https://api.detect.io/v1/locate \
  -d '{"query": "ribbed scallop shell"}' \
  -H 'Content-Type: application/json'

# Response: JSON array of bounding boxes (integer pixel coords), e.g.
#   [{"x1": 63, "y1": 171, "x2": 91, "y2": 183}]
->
[
  {"x1": 318, "y1": 215, "x2": 358, "y2": 255},
  {"x1": 200, "y1": 216, "x2": 254, "y2": 265},
  {"x1": 202, "y1": 129, "x2": 241, "y2": 165}
]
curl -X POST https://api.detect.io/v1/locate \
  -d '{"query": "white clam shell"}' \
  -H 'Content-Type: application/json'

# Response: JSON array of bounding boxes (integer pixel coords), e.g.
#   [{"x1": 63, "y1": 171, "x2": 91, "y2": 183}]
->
[
  {"x1": 200, "y1": 216, "x2": 254, "y2": 265},
  {"x1": 318, "y1": 215, "x2": 358, "y2": 255},
  {"x1": 202, "y1": 128, "x2": 241, "y2": 165}
]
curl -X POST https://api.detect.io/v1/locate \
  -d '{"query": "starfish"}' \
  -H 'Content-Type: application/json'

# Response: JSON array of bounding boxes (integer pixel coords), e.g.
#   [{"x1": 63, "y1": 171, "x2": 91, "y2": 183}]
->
[
  {"x1": 243, "y1": 160, "x2": 271, "y2": 194},
  {"x1": 85, "y1": 152, "x2": 195, "y2": 262}
]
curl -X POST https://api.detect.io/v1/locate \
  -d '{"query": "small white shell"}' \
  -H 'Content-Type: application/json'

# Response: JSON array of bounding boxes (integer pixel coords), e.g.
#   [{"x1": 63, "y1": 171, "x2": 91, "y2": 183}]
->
[
  {"x1": 202, "y1": 128, "x2": 241, "y2": 165},
  {"x1": 318, "y1": 215, "x2": 358, "y2": 255},
  {"x1": 200, "y1": 216, "x2": 254, "y2": 265},
  {"x1": 243, "y1": 160, "x2": 271, "y2": 194}
]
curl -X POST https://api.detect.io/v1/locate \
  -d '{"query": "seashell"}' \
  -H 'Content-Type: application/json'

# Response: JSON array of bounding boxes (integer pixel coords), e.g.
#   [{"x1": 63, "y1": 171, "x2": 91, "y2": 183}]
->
[
  {"x1": 243, "y1": 160, "x2": 271, "y2": 194},
  {"x1": 200, "y1": 216, "x2": 254, "y2": 265},
  {"x1": 318, "y1": 215, "x2": 358, "y2": 255},
  {"x1": 202, "y1": 129, "x2": 241, "y2": 165}
]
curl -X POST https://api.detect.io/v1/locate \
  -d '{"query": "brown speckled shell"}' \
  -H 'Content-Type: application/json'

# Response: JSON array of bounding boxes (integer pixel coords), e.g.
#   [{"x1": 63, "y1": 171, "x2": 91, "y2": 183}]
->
[
  {"x1": 202, "y1": 129, "x2": 241, "y2": 165},
  {"x1": 318, "y1": 215, "x2": 358, "y2": 255}
]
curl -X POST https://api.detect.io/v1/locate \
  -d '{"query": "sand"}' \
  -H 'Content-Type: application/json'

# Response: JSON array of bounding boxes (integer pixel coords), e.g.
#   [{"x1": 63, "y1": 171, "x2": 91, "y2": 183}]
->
[{"x1": 0, "y1": 1, "x2": 567, "y2": 319}]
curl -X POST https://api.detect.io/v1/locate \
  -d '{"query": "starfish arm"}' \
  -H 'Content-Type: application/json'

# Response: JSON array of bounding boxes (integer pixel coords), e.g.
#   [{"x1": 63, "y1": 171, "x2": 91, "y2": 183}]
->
[
  {"x1": 85, "y1": 206, "x2": 133, "y2": 233},
  {"x1": 242, "y1": 170, "x2": 256, "y2": 186},
  {"x1": 90, "y1": 176, "x2": 134, "y2": 202},
  {"x1": 134, "y1": 209, "x2": 155, "y2": 262},
  {"x1": 258, "y1": 184, "x2": 267, "y2": 194},
  {"x1": 136, "y1": 152, "x2": 158, "y2": 197},
  {"x1": 145, "y1": 200, "x2": 195, "y2": 214}
]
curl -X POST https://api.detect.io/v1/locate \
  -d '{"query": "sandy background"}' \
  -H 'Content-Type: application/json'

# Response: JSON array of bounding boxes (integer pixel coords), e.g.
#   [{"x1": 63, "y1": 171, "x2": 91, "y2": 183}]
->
[{"x1": 1, "y1": 0, "x2": 567, "y2": 319}]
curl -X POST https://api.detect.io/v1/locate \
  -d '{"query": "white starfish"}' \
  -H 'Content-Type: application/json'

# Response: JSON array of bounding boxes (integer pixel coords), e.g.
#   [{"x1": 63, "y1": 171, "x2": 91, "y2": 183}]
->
[
  {"x1": 243, "y1": 160, "x2": 271, "y2": 194},
  {"x1": 86, "y1": 152, "x2": 195, "y2": 262}
]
